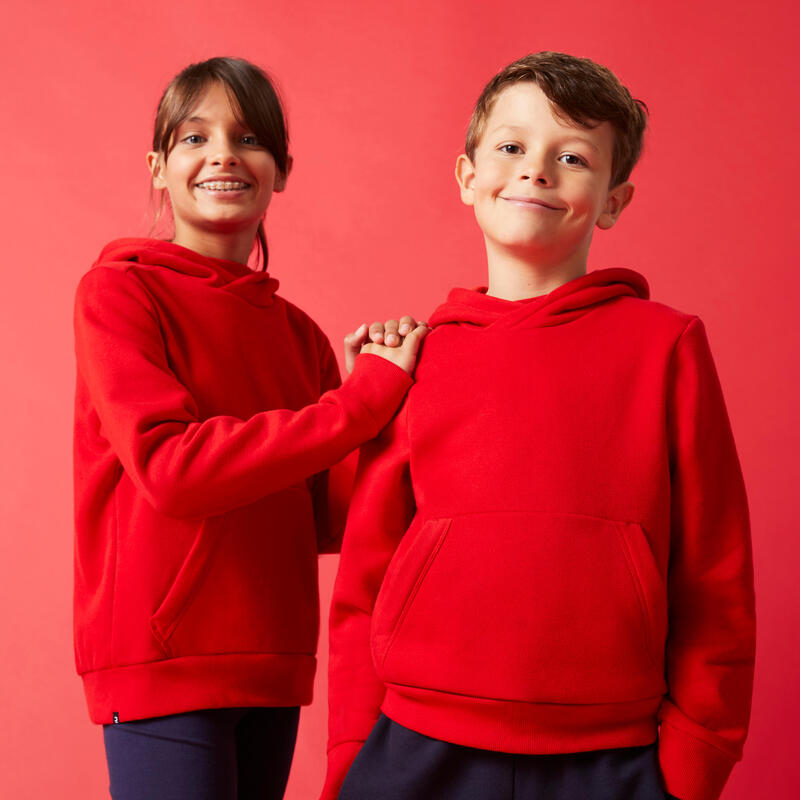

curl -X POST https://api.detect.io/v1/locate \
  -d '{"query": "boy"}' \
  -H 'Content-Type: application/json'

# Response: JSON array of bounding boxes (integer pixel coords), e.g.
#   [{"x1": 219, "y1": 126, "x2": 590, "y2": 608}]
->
[{"x1": 321, "y1": 52, "x2": 755, "y2": 800}]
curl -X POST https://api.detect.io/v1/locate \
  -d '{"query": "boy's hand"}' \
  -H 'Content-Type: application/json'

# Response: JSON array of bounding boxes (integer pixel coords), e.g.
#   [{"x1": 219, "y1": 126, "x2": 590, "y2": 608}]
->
[
  {"x1": 344, "y1": 316, "x2": 420, "y2": 373},
  {"x1": 359, "y1": 321, "x2": 429, "y2": 375}
]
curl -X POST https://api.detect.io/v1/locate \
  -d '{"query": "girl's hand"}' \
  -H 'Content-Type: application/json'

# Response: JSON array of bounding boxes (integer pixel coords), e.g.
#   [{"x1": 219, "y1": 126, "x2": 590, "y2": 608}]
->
[
  {"x1": 360, "y1": 321, "x2": 429, "y2": 376},
  {"x1": 344, "y1": 316, "x2": 420, "y2": 373}
]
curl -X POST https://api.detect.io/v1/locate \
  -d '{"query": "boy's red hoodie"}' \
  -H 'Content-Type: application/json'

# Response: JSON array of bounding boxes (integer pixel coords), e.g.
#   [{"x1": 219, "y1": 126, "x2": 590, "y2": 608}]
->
[
  {"x1": 324, "y1": 269, "x2": 755, "y2": 800},
  {"x1": 73, "y1": 238, "x2": 412, "y2": 724}
]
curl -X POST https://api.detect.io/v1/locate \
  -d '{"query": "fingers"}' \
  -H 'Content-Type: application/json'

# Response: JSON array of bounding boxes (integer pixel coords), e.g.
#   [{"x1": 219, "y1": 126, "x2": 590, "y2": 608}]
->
[
  {"x1": 383, "y1": 319, "x2": 400, "y2": 346},
  {"x1": 344, "y1": 323, "x2": 369, "y2": 352},
  {"x1": 366, "y1": 316, "x2": 423, "y2": 347},
  {"x1": 398, "y1": 315, "x2": 416, "y2": 336},
  {"x1": 359, "y1": 321, "x2": 429, "y2": 376},
  {"x1": 399, "y1": 322, "x2": 429, "y2": 355},
  {"x1": 377, "y1": 316, "x2": 419, "y2": 346},
  {"x1": 344, "y1": 322, "x2": 368, "y2": 344},
  {"x1": 343, "y1": 323, "x2": 368, "y2": 374},
  {"x1": 369, "y1": 320, "x2": 403, "y2": 346},
  {"x1": 368, "y1": 321, "x2": 385, "y2": 344}
]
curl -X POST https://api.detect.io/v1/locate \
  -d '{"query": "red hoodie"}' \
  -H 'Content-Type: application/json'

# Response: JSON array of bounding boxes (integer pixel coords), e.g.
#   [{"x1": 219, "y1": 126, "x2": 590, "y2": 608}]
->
[
  {"x1": 73, "y1": 238, "x2": 413, "y2": 724},
  {"x1": 324, "y1": 269, "x2": 755, "y2": 800}
]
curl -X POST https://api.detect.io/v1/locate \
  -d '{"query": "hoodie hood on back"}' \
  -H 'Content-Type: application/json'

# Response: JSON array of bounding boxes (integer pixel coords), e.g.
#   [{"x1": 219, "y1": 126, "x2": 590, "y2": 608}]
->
[
  {"x1": 428, "y1": 268, "x2": 649, "y2": 329},
  {"x1": 94, "y1": 238, "x2": 280, "y2": 308}
]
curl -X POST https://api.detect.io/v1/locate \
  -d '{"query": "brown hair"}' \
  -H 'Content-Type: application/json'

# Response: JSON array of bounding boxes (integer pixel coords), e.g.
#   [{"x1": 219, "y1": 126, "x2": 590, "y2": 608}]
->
[
  {"x1": 465, "y1": 52, "x2": 648, "y2": 188},
  {"x1": 150, "y1": 57, "x2": 290, "y2": 269}
]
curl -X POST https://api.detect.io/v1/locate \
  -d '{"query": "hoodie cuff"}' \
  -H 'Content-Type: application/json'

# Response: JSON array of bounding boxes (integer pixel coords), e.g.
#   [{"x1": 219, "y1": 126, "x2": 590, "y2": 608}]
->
[
  {"x1": 337, "y1": 353, "x2": 413, "y2": 434},
  {"x1": 320, "y1": 740, "x2": 365, "y2": 800},
  {"x1": 658, "y1": 721, "x2": 737, "y2": 800}
]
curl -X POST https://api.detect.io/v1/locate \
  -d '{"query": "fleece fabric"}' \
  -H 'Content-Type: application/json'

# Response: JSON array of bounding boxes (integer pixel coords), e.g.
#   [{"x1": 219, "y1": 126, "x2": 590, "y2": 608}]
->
[
  {"x1": 323, "y1": 269, "x2": 755, "y2": 800},
  {"x1": 73, "y1": 238, "x2": 413, "y2": 725}
]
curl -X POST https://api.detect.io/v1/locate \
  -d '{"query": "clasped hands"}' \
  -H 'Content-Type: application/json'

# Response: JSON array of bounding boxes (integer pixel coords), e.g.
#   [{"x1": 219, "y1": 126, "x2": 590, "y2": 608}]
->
[{"x1": 344, "y1": 316, "x2": 428, "y2": 375}]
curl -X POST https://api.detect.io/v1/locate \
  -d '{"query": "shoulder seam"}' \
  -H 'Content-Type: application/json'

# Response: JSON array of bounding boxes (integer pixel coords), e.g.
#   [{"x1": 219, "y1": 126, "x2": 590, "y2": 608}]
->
[
  {"x1": 669, "y1": 314, "x2": 701, "y2": 360},
  {"x1": 81, "y1": 263, "x2": 163, "y2": 326}
]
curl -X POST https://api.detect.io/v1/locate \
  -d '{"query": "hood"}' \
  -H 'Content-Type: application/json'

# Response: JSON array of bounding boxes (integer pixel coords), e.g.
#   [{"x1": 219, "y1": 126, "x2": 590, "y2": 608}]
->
[
  {"x1": 93, "y1": 238, "x2": 280, "y2": 308},
  {"x1": 428, "y1": 268, "x2": 649, "y2": 329}
]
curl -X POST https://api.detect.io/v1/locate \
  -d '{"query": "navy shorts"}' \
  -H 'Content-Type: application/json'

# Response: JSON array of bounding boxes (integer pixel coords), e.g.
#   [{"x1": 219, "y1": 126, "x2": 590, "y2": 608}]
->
[
  {"x1": 339, "y1": 714, "x2": 675, "y2": 800},
  {"x1": 103, "y1": 706, "x2": 300, "y2": 800}
]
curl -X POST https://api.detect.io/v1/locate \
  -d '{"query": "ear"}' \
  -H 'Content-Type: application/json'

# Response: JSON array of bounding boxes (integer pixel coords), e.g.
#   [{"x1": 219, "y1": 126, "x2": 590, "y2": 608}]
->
[
  {"x1": 147, "y1": 151, "x2": 167, "y2": 190},
  {"x1": 596, "y1": 181, "x2": 634, "y2": 230},
  {"x1": 274, "y1": 153, "x2": 293, "y2": 193},
  {"x1": 455, "y1": 154, "x2": 477, "y2": 207}
]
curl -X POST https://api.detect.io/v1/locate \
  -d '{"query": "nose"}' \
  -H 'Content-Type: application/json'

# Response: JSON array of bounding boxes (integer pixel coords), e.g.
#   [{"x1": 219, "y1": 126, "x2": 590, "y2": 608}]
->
[
  {"x1": 210, "y1": 137, "x2": 240, "y2": 167},
  {"x1": 520, "y1": 153, "x2": 552, "y2": 186}
]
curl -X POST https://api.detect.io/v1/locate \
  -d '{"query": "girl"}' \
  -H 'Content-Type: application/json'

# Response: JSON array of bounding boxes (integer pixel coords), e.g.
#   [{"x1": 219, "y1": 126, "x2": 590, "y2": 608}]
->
[{"x1": 73, "y1": 57, "x2": 426, "y2": 800}]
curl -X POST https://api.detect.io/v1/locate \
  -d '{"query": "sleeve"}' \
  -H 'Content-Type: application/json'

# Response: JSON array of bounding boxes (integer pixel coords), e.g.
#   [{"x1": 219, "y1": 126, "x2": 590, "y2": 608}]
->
[
  {"x1": 658, "y1": 317, "x2": 756, "y2": 800},
  {"x1": 320, "y1": 403, "x2": 416, "y2": 800},
  {"x1": 73, "y1": 267, "x2": 413, "y2": 520},
  {"x1": 311, "y1": 335, "x2": 357, "y2": 554}
]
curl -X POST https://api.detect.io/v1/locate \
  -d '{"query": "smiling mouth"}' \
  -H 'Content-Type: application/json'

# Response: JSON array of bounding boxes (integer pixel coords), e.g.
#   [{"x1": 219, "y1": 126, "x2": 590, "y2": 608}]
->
[
  {"x1": 500, "y1": 196, "x2": 564, "y2": 210},
  {"x1": 196, "y1": 181, "x2": 251, "y2": 191}
]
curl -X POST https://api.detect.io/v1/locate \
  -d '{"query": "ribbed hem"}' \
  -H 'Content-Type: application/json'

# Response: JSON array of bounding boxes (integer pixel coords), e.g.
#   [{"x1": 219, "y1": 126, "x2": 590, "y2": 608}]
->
[
  {"x1": 342, "y1": 354, "x2": 413, "y2": 431},
  {"x1": 81, "y1": 653, "x2": 316, "y2": 724},
  {"x1": 382, "y1": 684, "x2": 661, "y2": 754},
  {"x1": 658, "y1": 720, "x2": 736, "y2": 800}
]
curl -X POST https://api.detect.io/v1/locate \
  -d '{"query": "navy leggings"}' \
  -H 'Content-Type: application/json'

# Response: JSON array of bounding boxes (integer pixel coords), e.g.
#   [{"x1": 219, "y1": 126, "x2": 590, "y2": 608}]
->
[
  {"x1": 339, "y1": 715, "x2": 675, "y2": 800},
  {"x1": 103, "y1": 706, "x2": 300, "y2": 800}
]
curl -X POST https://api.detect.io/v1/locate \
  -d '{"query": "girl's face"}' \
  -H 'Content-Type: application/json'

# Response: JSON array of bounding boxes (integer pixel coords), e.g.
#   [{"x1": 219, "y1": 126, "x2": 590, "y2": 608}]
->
[{"x1": 147, "y1": 81, "x2": 287, "y2": 252}]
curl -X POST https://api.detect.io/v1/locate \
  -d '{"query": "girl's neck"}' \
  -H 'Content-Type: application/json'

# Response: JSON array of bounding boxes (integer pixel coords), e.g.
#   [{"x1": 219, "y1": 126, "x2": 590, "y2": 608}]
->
[
  {"x1": 171, "y1": 222, "x2": 258, "y2": 266},
  {"x1": 484, "y1": 239, "x2": 588, "y2": 301}
]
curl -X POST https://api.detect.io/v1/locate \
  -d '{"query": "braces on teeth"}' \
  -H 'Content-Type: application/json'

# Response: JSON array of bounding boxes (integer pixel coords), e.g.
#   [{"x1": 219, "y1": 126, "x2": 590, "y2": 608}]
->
[{"x1": 197, "y1": 181, "x2": 249, "y2": 190}]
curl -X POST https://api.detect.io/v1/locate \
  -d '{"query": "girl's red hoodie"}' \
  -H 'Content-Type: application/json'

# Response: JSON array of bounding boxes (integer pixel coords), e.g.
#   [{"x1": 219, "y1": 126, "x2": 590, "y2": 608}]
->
[
  {"x1": 324, "y1": 269, "x2": 755, "y2": 800},
  {"x1": 73, "y1": 238, "x2": 412, "y2": 724}
]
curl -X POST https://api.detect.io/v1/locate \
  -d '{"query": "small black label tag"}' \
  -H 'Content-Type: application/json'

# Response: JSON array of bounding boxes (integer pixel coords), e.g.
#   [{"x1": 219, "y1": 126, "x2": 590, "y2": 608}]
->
[{"x1": 112, "y1": 712, "x2": 120, "y2": 724}]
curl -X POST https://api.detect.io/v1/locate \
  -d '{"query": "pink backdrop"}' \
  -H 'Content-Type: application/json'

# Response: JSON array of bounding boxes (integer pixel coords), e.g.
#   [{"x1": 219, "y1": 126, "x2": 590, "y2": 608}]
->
[{"x1": 1, "y1": 0, "x2": 798, "y2": 796}]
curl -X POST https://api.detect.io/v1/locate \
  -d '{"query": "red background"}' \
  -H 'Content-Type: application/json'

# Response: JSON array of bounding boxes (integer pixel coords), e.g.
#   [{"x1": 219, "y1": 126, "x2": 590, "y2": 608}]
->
[{"x1": 1, "y1": 0, "x2": 798, "y2": 797}]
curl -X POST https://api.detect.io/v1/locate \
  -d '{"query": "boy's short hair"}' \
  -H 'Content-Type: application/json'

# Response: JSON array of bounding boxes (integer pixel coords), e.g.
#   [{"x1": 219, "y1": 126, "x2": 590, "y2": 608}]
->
[{"x1": 466, "y1": 52, "x2": 648, "y2": 188}]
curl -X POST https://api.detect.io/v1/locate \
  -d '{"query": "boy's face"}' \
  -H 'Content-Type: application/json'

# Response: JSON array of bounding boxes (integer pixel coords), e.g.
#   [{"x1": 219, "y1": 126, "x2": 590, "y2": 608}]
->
[{"x1": 456, "y1": 82, "x2": 633, "y2": 263}]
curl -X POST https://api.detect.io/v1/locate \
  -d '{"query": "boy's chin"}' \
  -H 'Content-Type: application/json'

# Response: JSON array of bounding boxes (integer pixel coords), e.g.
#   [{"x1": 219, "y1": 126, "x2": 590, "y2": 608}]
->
[{"x1": 488, "y1": 234, "x2": 564, "y2": 256}]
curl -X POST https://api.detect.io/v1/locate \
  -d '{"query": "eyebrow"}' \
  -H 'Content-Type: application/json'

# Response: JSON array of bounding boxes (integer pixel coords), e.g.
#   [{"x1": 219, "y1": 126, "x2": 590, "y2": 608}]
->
[{"x1": 490, "y1": 125, "x2": 601, "y2": 153}]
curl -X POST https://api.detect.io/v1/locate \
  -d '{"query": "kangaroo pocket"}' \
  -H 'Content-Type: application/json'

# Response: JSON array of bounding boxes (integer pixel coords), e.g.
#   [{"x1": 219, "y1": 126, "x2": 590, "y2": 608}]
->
[
  {"x1": 372, "y1": 511, "x2": 667, "y2": 704},
  {"x1": 150, "y1": 487, "x2": 319, "y2": 658}
]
